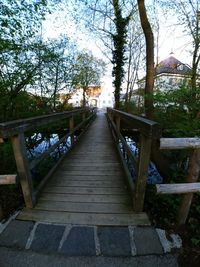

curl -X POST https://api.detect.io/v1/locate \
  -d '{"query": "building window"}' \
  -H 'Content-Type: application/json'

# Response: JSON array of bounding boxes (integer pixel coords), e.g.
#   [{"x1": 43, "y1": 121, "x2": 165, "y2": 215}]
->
[
  {"x1": 169, "y1": 78, "x2": 173, "y2": 85},
  {"x1": 177, "y1": 64, "x2": 184, "y2": 71}
]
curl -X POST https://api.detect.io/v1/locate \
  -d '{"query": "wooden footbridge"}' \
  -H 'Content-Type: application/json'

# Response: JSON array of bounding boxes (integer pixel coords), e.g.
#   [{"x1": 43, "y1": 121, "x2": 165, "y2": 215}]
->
[{"x1": 1, "y1": 108, "x2": 200, "y2": 225}]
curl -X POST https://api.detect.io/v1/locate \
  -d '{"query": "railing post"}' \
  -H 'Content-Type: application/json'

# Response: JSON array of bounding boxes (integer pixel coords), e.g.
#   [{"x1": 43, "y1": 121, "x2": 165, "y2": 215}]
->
[
  {"x1": 0, "y1": 204, "x2": 3, "y2": 220},
  {"x1": 82, "y1": 112, "x2": 86, "y2": 122},
  {"x1": 69, "y1": 116, "x2": 74, "y2": 145},
  {"x1": 116, "y1": 116, "x2": 121, "y2": 133},
  {"x1": 11, "y1": 133, "x2": 35, "y2": 208},
  {"x1": 133, "y1": 134, "x2": 152, "y2": 212},
  {"x1": 177, "y1": 148, "x2": 200, "y2": 224}
]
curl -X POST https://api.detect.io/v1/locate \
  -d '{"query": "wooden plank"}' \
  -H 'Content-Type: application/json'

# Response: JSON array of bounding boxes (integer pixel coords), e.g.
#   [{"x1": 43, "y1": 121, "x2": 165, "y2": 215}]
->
[
  {"x1": 133, "y1": 134, "x2": 152, "y2": 212},
  {"x1": 0, "y1": 174, "x2": 17, "y2": 185},
  {"x1": 58, "y1": 166, "x2": 122, "y2": 171},
  {"x1": 0, "y1": 108, "x2": 93, "y2": 138},
  {"x1": 69, "y1": 116, "x2": 74, "y2": 144},
  {"x1": 35, "y1": 200, "x2": 133, "y2": 214},
  {"x1": 48, "y1": 180, "x2": 124, "y2": 188},
  {"x1": 50, "y1": 175, "x2": 122, "y2": 181},
  {"x1": 156, "y1": 183, "x2": 200, "y2": 194},
  {"x1": 107, "y1": 108, "x2": 160, "y2": 138},
  {"x1": 160, "y1": 137, "x2": 200, "y2": 150},
  {"x1": 64, "y1": 158, "x2": 118, "y2": 163},
  {"x1": 59, "y1": 163, "x2": 121, "y2": 167},
  {"x1": 177, "y1": 149, "x2": 200, "y2": 225},
  {"x1": 11, "y1": 133, "x2": 34, "y2": 208},
  {"x1": 17, "y1": 209, "x2": 150, "y2": 226},
  {"x1": 39, "y1": 193, "x2": 130, "y2": 204},
  {"x1": 43, "y1": 186, "x2": 128, "y2": 195},
  {"x1": 56, "y1": 170, "x2": 124, "y2": 176}
]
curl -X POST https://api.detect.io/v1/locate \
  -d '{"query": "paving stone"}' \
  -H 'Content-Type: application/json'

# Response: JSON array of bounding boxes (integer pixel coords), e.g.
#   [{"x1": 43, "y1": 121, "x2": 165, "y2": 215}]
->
[
  {"x1": 60, "y1": 226, "x2": 96, "y2": 256},
  {"x1": 30, "y1": 223, "x2": 65, "y2": 253},
  {"x1": 134, "y1": 227, "x2": 163, "y2": 255},
  {"x1": 0, "y1": 220, "x2": 34, "y2": 248},
  {"x1": 98, "y1": 226, "x2": 131, "y2": 256}
]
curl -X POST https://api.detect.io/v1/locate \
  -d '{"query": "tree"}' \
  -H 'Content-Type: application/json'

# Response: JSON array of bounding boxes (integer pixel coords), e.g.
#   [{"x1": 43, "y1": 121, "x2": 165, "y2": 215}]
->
[
  {"x1": 137, "y1": 0, "x2": 154, "y2": 119},
  {"x1": 0, "y1": 0, "x2": 49, "y2": 119},
  {"x1": 124, "y1": 11, "x2": 145, "y2": 111},
  {"x1": 76, "y1": 0, "x2": 133, "y2": 108},
  {"x1": 175, "y1": 1, "x2": 200, "y2": 97},
  {"x1": 34, "y1": 36, "x2": 77, "y2": 110},
  {"x1": 72, "y1": 52, "x2": 105, "y2": 107},
  {"x1": 111, "y1": 0, "x2": 132, "y2": 109}
]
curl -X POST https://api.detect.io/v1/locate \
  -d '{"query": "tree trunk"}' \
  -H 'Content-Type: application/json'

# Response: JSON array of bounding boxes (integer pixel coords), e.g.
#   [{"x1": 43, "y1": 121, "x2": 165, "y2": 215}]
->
[
  {"x1": 112, "y1": 0, "x2": 130, "y2": 110},
  {"x1": 137, "y1": 0, "x2": 154, "y2": 119},
  {"x1": 82, "y1": 88, "x2": 86, "y2": 107}
]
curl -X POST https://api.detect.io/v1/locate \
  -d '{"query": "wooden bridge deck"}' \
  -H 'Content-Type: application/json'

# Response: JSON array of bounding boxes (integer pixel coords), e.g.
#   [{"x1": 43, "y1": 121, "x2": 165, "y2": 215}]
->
[{"x1": 17, "y1": 112, "x2": 150, "y2": 226}]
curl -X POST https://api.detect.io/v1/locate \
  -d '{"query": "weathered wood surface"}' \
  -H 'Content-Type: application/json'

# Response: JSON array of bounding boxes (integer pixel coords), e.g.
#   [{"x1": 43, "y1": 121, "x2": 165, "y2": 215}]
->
[
  {"x1": 177, "y1": 149, "x2": 200, "y2": 225},
  {"x1": 0, "y1": 174, "x2": 17, "y2": 185},
  {"x1": 17, "y1": 112, "x2": 149, "y2": 226},
  {"x1": 133, "y1": 135, "x2": 152, "y2": 212},
  {"x1": 107, "y1": 108, "x2": 160, "y2": 138},
  {"x1": 0, "y1": 108, "x2": 91, "y2": 138},
  {"x1": 160, "y1": 138, "x2": 200, "y2": 150},
  {"x1": 156, "y1": 182, "x2": 200, "y2": 194},
  {"x1": 18, "y1": 209, "x2": 150, "y2": 226},
  {"x1": 11, "y1": 134, "x2": 34, "y2": 208}
]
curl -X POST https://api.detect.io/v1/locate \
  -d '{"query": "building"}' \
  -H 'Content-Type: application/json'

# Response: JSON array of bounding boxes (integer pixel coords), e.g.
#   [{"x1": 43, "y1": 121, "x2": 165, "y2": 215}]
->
[
  {"x1": 67, "y1": 85, "x2": 114, "y2": 108},
  {"x1": 153, "y1": 55, "x2": 192, "y2": 91},
  {"x1": 138, "y1": 54, "x2": 192, "y2": 91},
  {"x1": 132, "y1": 54, "x2": 198, "y2": 108}
]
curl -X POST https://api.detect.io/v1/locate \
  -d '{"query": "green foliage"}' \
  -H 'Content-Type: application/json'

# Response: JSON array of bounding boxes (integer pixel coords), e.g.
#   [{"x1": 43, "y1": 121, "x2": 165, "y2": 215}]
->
[
  {"x1": 0, "y1": 142, "x2": 16, "y2": 174},
  {"x1": 111, "y1": 0, "x2": 131, "y2": 108},
  {"x1": 153, "y1": 85, "x2": 200, "y2": 137},
  {"x1": 72, "y1": 51, "x2": 105, "y2": 106},
  {"x1": 145, "y1": 185, "x2": 181, "y2": 227}
]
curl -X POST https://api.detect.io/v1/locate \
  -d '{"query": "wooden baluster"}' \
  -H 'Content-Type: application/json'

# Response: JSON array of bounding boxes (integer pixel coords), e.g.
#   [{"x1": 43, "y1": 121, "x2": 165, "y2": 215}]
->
[
  {"x1": 116, "y1": 116, "x2": 120, "y2": 133},
  {"x1": 0, "y1": 204, "x2": 3, "y2": 220},
  {"x1": 177, "y1": 149, "x2": 200, "y2": 225},
  {"x1": 69, "y1": 116, "x2": 74, "y2": 145},
  {"x1": 11, "y1": 133, "x2": 35, "y2": 208},
  {"x1": 82, "y1": 112, "x2": 86, "y2": 122},
  {"x1": 133, "y1": 134, "x2": 152, "y2": 212}
]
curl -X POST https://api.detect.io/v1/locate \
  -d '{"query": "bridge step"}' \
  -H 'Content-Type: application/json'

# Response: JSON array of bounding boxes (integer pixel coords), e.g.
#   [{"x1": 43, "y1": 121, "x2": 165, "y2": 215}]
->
[
  {"x1": 17, "y1": 209, "x2": 150, "y2": 226},
  {"x1": 35, "y1": 200, "x2": 133, "y2": 214},
  {"x1": 48, "y1": 180, "x2": 124, "y2": 188},
  {"x1": 43, "y1": 186, "x2": 128, "y2": 195},
  {"x1": 39, "y1": 193, "x2": 130, "y2": 204}
]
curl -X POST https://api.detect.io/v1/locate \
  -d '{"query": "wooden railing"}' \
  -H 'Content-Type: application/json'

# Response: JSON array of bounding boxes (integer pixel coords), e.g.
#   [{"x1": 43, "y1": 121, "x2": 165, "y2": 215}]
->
[
  {"x1": 107, "y1": 108, "x2": 160, "y2": 212},
  {"x1": 107, "y1": 108, "x2": 200, "y2": 224},
  {"x1": 157, "y1": 138, "x2": 200, "y2": 225},
  {"x1": 0, "y1": 108, "x2": 96, "y2": 208}
]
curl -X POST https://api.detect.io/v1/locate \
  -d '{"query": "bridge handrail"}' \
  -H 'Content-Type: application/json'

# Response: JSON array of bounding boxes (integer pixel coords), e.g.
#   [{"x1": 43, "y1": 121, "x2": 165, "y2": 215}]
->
[
  {"x1": 107, "y1": 108, "x2": 161, "y2": 212},
  {"x1": 0, "y1": 107, "x2": 96, "y2": 209},
  {"x1": 157, "y1": 137, "x2": 200, "y2": 225},
  {"x1": 0, "y1": 108, "x2": 92, "y2": 138},
  {"x1": 107, "y1": 108, "x2": 160, "y2": 138}
]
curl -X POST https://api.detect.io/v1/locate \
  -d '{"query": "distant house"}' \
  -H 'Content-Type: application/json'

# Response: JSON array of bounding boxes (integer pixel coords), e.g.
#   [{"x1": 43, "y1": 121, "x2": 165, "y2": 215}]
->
[
  {"x1": 138, "y1": 55, "x2": 192, "y2": 91},
  {"x1": 67, "y1": 85, "x2": 114, "y2": 108},
  {"x1": 132, "y1": 55, "x2": 197, "y2": 108},
  {"x1": 153, "y1": 55, "x2": 192, "y2": 91}
]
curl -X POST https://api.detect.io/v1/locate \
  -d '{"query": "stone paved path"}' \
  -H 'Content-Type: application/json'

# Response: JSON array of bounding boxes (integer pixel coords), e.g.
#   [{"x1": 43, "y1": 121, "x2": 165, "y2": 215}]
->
[{"x1": 0, "y1": 217, "x2": 181, "y2": 266}]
